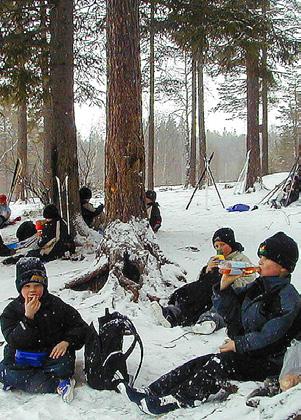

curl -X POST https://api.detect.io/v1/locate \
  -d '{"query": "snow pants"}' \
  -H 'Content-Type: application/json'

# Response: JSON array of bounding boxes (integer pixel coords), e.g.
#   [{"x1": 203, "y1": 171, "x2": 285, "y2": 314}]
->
[
  {"x1": 0, "y1": 352, "x2": 75, "y2": 394},
  {"x1": 148, "y1": 351, "x2": 281, "y2": 406}
]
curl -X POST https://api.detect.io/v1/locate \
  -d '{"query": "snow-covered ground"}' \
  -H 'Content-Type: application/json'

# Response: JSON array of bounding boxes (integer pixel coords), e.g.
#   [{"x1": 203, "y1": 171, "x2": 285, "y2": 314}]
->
[{"x1": 1, "y1": 172, "x2": 301, "y2": 419}]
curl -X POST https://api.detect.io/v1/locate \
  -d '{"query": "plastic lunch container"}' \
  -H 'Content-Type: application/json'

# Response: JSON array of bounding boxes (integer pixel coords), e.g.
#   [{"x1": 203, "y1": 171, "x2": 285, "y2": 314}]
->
[{"x1": 15, "y1": 350, "x2": 48, "y2": 367}]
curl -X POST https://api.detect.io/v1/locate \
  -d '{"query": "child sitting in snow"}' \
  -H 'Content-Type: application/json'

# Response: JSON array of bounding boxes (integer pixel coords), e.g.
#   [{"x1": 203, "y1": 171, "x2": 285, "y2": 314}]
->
[
  {"x1": 3, "y1": 204, "x2": 74, "y2": 265},
  {"x1": 151, "y1": 228, "x2": 255, "y2": 334},
  {"x1": 119, "y1": 232, "x2": 301, "y2": 416},
  {"x1": 145, "y1": 190, "x2": 161, "y2": 233},
  {"x1": 0, "y1": 194, "x2": 11, "y2": 229},
  {"x1": 0, "y1": 257, "x2": 88, "y2": 402},
  {"x1": 79, "y1": 186, "x2": 104, "y2": 230}
]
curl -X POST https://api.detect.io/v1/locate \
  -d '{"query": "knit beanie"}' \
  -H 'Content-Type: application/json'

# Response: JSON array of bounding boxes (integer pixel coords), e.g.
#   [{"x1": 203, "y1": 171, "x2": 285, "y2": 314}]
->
[
  {"x1": 16, "y1": 257, "x2": 48, "y2": 293},
  {"x1": 212, "y1": 227, "x2": 243, "y2": 252},
  {"x1": 257, "y1": 232, "x2": 299, "y2": 273},
  {"x1": 43, "y1": 204, "x2": 60, "y2": 219},
  {"x1": 145, "y1": 190, "x2": 156, "y2": 202},
  {"x1": 79, "y1": 186, "x2": 92, "y2": 201}
]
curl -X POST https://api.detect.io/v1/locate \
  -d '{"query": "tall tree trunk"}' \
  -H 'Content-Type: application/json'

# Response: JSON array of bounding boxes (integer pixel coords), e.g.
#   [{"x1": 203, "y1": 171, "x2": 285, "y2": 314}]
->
[
  {"x1": 184, "y1": 52, "x2": 190, "y2": 187},
  {"x1": 197, "y1": 50, "x2": 206, "y2": 185},
  {"x1": 16, "y1": 100, "x2": 27, "y2": 201},
  {"x1": 246, "y1": 46, "x2": 261, "y2": 189},
  {"x1": 188, "y1": 55, "x2": 197, "y2": 187},
  {"x1": 147, "y1": 0, "x2": 155, "y2": 190},
  {"x1": 297, "y1": 89, "x2": 301, "y2": 159},
  {"x1": 50, "y1": 0, "x2": 80, "y2": 232},
  {"x1": 261, "y1": 0, "x2": 269, "y2": 175},
  {"x1": 105, "y1": 0, "x2": 146, "y2": 222},
  {"x1": 40, "y1": 0, "x2": 53, "y2": 202}
]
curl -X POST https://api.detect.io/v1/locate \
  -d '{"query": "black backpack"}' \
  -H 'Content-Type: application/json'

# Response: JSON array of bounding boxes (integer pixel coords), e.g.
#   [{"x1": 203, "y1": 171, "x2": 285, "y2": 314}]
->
[{"x1": 84, "y1": 309, "x2": 144, "y2": 391}]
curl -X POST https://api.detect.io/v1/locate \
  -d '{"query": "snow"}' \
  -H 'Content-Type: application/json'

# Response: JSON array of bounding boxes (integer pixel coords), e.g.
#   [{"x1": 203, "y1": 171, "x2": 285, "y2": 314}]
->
[{"x1": 1, "y1": 172, "x2": 301, "y2": 419}]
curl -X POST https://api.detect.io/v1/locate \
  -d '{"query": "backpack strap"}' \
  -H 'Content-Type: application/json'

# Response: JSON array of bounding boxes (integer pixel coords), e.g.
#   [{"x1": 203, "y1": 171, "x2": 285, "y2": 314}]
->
[{"x1": 122, "y1": 318, "x2": 144, "y2": 385}]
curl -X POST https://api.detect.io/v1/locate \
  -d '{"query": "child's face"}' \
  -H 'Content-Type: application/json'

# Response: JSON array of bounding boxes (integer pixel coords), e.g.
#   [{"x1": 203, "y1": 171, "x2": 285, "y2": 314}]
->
[
  {"x1": 258, "y1": 256, "x2": 283, "y2": 277},
  {"x1": 145, "y1": 197, "x2": 153, "y2": 205},
  {"x1": 21, "y1": 283, "x2": 44, "y2": 301},
  {"x1": 213, "y1": 241, "x2": 232, "y2": 257}
]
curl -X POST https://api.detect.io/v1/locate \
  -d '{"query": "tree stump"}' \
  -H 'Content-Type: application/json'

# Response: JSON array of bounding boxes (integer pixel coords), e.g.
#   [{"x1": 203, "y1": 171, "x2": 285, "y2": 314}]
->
[{"x1": 65, "y1": 219, "x2": 187, "y2": 302}]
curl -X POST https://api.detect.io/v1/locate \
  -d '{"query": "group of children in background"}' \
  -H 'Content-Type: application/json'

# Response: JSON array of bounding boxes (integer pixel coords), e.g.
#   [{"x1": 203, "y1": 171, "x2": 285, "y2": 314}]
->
[
  {"x1": 0, "y1": 186, "x2": 300, "y2": 415},
  {"x1": 0, "y1": 187, "x2": 162, "y2": 261}
]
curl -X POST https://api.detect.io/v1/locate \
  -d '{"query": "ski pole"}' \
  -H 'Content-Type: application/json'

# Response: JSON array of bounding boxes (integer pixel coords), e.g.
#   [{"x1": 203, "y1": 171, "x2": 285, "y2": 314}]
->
[
  {"x1": 207, "y1": 164, "x2": 225, "y2": 209},
  {"x1": 284, "y1": 158, "x2": 299, "y2": 207},
  {"x1": 186, "y1": 152, "x2": 214, "y2": 210}
]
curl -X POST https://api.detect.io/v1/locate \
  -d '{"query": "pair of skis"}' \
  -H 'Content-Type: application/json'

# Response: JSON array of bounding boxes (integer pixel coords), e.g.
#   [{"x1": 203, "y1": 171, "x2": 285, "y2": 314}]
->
[
  {"x1": 7, "y1": 158, "x2": 23, "y2": 205},
  {"x1": 55, "y1": 175, "x2": 70, "y2": 235}
]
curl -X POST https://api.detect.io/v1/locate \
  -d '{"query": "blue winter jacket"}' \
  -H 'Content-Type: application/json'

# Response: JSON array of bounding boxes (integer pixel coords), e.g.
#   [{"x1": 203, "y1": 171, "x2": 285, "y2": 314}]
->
[{"x1": 213, "y1": 276, "x2": 301, "y2": 363}]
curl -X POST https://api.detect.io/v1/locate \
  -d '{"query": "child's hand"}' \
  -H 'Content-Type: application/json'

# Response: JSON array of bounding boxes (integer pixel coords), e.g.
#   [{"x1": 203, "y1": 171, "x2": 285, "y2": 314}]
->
[
  {"x1": 219, "y1": 339, "x2": 236, "y2": 353},
  {"x1": 50, "y1": 341, "x2": 69, "y2": 359},
  {"x1": 25, "y1": 295, "x2": 41, "y2": 319},
  {"x1": 206, "y1": 257, "x2": 220, "y2": 273},
  {"x1": 220, "y1": 274, "x2": 241, "y2": 290}
]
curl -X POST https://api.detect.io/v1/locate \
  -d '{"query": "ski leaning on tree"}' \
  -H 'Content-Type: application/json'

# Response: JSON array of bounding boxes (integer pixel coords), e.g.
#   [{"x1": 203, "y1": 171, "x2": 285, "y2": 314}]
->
[
  {"x1": 0, "y1": 257, "x2": 88, "y2": 402},
  {"x1": 119, "y1": 232, "x2": 301, "y2": 416},
  {"x1": 151, "y1": 228, "x2": 255, "y2": 333}
]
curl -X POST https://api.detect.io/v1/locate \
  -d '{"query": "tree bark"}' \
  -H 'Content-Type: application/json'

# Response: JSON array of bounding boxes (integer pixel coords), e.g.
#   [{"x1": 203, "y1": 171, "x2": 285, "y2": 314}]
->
[
  {"x1": 189, "y1": 55, "x2": 197, "y2": 187},
  {"x1": 184, "y1": 52, "x2": 190, "y2": 188},
  {"x1": 16, "y1": 99, "x2": 27, "y2": 201},
  {"x1": 105, "y1": 0, "x2": 146, "y2": 222},
  {"x1": 197, "y1": 51, "x2": 206, "y2": 184},
  {"x1": 246, "y1": 46, "x2": 261, "y2": 189},
  {"x1": 50, "y1": 0, "x2": 80, "y2": 232},
  {"x1": 40, "y1": 0, "x2": 53, "y2": 202},
  {"x1": 261, "y1": 0, "x2": 269, "y2": 176},
  {"x1": 147, "y1": 0, "x2": 155, "y2": 190}
]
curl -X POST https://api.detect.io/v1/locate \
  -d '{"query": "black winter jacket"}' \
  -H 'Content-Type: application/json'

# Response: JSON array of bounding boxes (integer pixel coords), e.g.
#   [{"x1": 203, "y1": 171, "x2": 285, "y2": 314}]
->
[
  {"x1": 213, "y1": 276, "x2": 301, "y2": 364},
  {"x1": 168, "y1": 266, "x2": 220, "y2": 326},
  {"x1": 0, "y1": 291, "x2": 88, "y2": 364},
  {"x1": 81, "y1": 202, "x2": 104, "y2": 228},
  {"x1": 38, "y1": 217, "x2": 74, "y2": 260},
  {"x1": 147, "y1": 202, "x2": 162, "y2": 232}
]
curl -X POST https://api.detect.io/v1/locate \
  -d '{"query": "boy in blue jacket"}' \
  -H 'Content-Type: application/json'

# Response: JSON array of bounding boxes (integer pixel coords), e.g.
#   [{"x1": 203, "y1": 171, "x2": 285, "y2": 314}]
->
[{"x1": 119, "y1": 232, "x2": 301, "y2": 416}]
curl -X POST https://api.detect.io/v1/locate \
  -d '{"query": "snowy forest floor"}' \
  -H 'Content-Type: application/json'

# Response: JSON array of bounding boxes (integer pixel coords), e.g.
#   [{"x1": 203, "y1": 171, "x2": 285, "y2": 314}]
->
[{"x1": 1, "y1": 172, "x2": 301, "y2": 420}]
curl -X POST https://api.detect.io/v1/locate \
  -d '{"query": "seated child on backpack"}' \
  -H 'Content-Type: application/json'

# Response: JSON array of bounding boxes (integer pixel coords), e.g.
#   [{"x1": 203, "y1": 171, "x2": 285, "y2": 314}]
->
[
  {"x1": 0, "y1": 194, "x2": 11, "y2": 229},
  {"x1": 151, "y1": 228, "x2": 255, "y2": 334},
  {"x1": 0, "y1": 257, "x2": 88, "y2": 402},
  {"x1": 145, "y1": 190, "x2": 161, "y2": 233},
  {"x1": 120, "y1": 232, "x2": 301, "y2": 416},
  {"x1": 28, "y1": 204, "x2": 75, "y2": 261},
  {"x1": 79, "y1": 186, "x2": 104, "y2": 230}
]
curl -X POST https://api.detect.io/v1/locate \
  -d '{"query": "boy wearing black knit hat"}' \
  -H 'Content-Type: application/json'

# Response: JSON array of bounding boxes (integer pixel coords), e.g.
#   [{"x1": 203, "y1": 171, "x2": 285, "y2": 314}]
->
[
  {"x1": 120, "y1": 232, "x2": 301, "y2": 416},
  {"x1": 151, "y1": 227, "x2": 255, "y2": 332},
  {"x1": 0, "y1": 257, "x2": 87, "y2": 402}
]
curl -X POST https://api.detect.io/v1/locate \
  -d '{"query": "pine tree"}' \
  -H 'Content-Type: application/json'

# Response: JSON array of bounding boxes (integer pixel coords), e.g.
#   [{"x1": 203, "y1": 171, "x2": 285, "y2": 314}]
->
[{"x1": 105, "y1": 0, "x2": 146, "y2": 222}]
